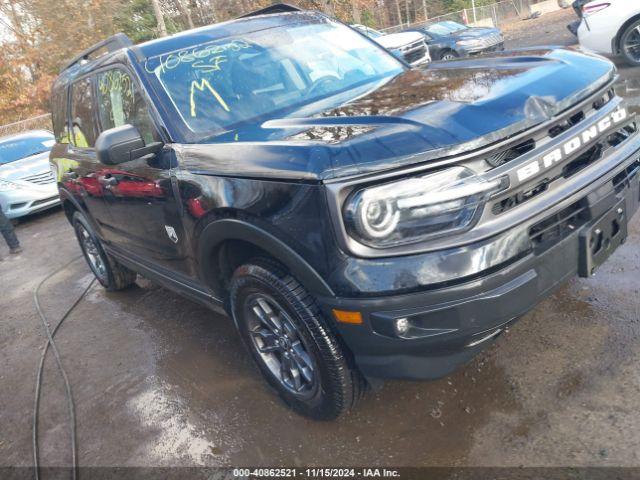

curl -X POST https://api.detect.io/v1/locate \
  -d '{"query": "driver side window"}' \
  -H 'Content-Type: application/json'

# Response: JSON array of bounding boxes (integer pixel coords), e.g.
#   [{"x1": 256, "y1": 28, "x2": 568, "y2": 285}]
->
[{"x1": 96, "y1": 68, "x2": 159, "y2": 145}]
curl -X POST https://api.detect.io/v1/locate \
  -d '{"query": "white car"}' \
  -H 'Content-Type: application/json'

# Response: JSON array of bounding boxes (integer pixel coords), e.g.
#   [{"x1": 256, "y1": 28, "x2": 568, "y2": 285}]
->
[
  {"x1": 576, "y1": 0, "x2": 640, "y2": 66},
  {"x1": 351, "y1": 24, "x2": 431, "y2": 66}
]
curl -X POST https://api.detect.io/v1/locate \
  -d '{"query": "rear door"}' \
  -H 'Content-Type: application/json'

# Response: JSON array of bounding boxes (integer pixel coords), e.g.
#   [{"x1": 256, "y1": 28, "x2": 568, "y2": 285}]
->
[{"x1": 93, "y1": 66, "x2": 190, "y2": 276}]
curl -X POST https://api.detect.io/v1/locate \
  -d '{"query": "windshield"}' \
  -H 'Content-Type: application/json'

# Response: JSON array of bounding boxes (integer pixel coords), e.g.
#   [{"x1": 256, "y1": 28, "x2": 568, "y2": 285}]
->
[
  {"x1": 143, "y1": 18, "x2": 403, "y2": 139},
  {"x1": 0, "y1": 133, "x2": 54, "y2": 165},
  {"x1": 425, "y1": 21, "x2": 468, "y2": 36}
]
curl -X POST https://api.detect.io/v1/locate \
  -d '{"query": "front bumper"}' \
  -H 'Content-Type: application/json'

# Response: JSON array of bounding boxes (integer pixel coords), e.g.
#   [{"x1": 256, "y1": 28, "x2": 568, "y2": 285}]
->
[
  {"x1": 0, "y1": 183, "x2": 60, "y2": 219},
  {"x1": 577, "y1": 19, "x2": 614, "y2": 55},
  {"x1": 318, "y1": 142, "x2": 640, "y2": 381}
]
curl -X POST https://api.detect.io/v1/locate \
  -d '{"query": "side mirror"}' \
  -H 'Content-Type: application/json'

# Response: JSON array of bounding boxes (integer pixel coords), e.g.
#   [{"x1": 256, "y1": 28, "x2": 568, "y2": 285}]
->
[{"x1": 95, "y1": 124, "x2": 163, "y2": 165}]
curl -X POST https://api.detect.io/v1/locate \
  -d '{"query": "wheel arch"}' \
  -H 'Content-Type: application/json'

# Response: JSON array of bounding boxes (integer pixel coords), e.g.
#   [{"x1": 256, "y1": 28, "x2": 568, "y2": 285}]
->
[
  {"x1": 198, "y1": 219, "x2": 335, "y2": 301},
  {"x1": 59, "y1": 188, "x2": 83, "y2": 223},
  {"x1": 58, "y1": 187, "x2": 103, "y2": 235},
  {"x1": 614, "y1": 13, "x2": 640, "y2": 54},
  {"x1": 438, "y1": 47, "x2": 457, "y2": 60}
]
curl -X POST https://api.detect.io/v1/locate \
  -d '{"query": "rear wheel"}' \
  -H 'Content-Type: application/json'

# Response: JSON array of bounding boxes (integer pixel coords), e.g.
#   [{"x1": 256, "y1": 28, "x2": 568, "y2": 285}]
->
[
  {"x1": 229, "y1": 259, "x2": 364, "y2": 420},
  {"x1": 72, "y1": 211, "x2": 136, "y2": 291},
  {"x1": 620, "y1": 20, "x2": 640, "y2": 67}
]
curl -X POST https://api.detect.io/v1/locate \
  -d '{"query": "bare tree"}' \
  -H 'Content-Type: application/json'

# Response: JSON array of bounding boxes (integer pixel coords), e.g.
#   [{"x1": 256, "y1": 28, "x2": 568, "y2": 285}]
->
[{"x1": 150, "y1": 0, "x2": 168, "y2": 36}]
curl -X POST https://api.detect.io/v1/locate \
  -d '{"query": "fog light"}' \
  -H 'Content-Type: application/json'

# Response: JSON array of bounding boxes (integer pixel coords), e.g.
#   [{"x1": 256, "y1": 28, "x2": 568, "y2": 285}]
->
[{"x1": 395, "y1": 317, "x2": 410, "y2": 336}]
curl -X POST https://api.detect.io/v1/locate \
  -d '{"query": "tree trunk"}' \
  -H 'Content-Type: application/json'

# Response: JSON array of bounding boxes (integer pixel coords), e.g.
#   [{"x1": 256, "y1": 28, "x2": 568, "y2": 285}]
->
[
  {"x1": 176, "y1": 0, "x2": 195, "y2": 29},
  {"x1": 405, "y1": 0, "x2": 410, "y2": 26},
  {"x1": 321, "y1": 0, "x2": 334, "y2": 16},
  {"x1": 422, "y1": 0, "x2": 428, "y2": 21},
  {"x1": 150, "y1": 0, "x2": 168, "y2": 36},
  {"x1": 395, "y1": 0, "x2": 402, "y2": 27},
  {"x1": 4, "y1": 0, "x2": 37, "y2": 79},
  {"x1": 352, "y1": 0, "x2": 361, "y2": 24}
]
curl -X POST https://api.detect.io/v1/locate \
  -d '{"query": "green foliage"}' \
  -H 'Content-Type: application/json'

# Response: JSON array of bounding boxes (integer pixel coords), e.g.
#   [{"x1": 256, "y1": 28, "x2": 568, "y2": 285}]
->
[
  {"x1": 360, "y1": 9, "x2": 376, "y2": 27},
  {"x1": 114, "y1": 0, "x2": 183, "y2": 43}
]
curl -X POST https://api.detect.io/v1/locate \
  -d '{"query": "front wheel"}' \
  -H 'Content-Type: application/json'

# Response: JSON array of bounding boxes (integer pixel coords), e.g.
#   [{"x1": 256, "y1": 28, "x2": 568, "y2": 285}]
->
[
  {"x1": 621, "y1": 20, "x2": 640, "y2": 67},
  {"x1": 229, "y1": 259, "x2": 364, "y2": 420},
  {"x1": 72, "y1": 211, "x2": 137, "y2": 291},
  {"x1": 440, "y1": 50, "x2": 459, "y2": 61}
]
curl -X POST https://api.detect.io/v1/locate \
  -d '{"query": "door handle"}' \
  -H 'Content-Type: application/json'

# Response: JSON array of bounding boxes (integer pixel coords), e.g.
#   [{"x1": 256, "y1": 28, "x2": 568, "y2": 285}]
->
[{"x1": 97, "y1": 175, "x2": 118, "y2": 187}]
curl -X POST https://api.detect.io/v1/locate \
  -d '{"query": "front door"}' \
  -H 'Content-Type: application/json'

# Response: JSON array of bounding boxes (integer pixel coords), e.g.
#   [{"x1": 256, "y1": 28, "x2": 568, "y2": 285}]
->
[{"x1": 93, "y1": 67, "x2": 190, "y2": 277}]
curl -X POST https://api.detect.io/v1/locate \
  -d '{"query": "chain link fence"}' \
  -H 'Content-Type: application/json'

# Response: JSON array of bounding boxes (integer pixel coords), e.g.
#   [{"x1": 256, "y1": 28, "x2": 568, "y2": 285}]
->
[
  {"x1": 0, "y1": 114, "x2": 53, "y2": 138},
  {"x1": 382, "y1": 0, "x2": 532, "y2": 33}
]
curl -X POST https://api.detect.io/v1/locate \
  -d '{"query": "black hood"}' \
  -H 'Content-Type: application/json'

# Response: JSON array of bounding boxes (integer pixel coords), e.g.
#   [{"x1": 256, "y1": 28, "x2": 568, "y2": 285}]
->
[{"x1": 179, "y1": 48, "x2": 616, "y2": 180}]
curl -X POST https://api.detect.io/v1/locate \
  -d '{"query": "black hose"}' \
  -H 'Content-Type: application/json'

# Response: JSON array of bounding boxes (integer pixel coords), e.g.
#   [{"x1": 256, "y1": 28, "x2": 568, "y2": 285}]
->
[{"x1": 32, "y1": 255, "x2": 95, "y2": 480}]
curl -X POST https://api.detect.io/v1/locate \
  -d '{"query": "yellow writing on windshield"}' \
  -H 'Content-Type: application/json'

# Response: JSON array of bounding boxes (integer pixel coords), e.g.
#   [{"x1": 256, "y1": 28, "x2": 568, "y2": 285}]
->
[{"x1": 190, "y1": 78, "x2": 230, "y2": 117}]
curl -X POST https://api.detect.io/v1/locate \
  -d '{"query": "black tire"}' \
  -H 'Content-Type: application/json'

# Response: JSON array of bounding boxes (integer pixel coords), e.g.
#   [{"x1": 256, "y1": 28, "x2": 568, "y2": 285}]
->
[
  {"x1": 620, "y1": 19, "x2": 640, "y2": 67},
  {"x1": 439, "y1": 49, "x2": 459, "y2": 61},
  {"x1": 229, "y1": 259, "x2": 364, "y2": 420},
  {"x1": 72, "y1": 211, "x2": 137, "y2": 291}
]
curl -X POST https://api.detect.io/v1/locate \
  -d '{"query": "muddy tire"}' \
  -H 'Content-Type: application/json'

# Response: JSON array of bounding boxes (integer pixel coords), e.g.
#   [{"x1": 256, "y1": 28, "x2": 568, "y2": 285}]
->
[
  {"x1": 620, "y1": 19, "x2": 640, "y2": 67},
  {"x1": 72, "y1": 211, "x2": 137, "y2": 291},
  {"x1": 229, "y1": 259, "x2": 364, "y2": 420}
]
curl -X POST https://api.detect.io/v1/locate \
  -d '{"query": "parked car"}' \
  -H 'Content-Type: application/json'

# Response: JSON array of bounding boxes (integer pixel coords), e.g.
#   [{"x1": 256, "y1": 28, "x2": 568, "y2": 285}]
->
[
  {"x1": 351, "y1": 24, "x2": 431, "y2": 66},
  {"x1": 0, "y1": 130, "x2": 60, "y2": 219},
  {"x1": 405, "y1": 20, "x2": 504, "y2": 60},
  {"x1": 570, "y1": 0, "x2": 640, "y2": 66},
  {"x1": 51, "y1": 4, "x2": 640, "y2": 420}
]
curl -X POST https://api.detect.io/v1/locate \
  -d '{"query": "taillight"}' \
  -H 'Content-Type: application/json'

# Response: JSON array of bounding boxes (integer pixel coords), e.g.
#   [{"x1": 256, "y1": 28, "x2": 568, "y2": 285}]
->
[{"x1": 582, "y1": 2, "x2": 610, "y2": 14}]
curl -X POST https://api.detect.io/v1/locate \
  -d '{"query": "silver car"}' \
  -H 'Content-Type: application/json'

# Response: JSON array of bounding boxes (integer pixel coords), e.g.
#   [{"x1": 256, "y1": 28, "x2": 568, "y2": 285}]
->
[{"x1": 0, "y1": 130, "x2": 60, "y2": 219}]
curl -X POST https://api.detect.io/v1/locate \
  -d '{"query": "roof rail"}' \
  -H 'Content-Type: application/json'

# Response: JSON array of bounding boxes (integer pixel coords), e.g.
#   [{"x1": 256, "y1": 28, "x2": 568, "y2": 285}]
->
[
  {"x1": 239, "y1": 3, "x2": 302, "y2": 18},
  {"x1": 60, "y1": 33, "x2": 133, "y2": 73}
]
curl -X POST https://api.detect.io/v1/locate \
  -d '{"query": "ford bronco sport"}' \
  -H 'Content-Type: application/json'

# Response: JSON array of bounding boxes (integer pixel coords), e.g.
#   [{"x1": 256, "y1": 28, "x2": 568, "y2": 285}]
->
[{"x1": 50, "y1": 4, "x2": 640, "y2": 419}]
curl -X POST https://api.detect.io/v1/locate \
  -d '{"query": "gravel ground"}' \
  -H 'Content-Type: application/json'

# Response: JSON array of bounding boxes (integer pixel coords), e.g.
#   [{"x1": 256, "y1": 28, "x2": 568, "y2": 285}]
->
[{"x1": 503, "y1": 8, "x2": 577, "y2": 49}]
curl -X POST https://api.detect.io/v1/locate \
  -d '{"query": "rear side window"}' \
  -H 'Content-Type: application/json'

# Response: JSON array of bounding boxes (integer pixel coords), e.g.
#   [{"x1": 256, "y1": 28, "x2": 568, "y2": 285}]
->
[
  {"x1": 96, "y1": 68, "x2": 158, "y2": 145},
  {"x1": 70, "y1": 77, "x2": 100, "y2": 148},
  {"x1": 51, "y1": 87, "x2": 69, "y2": 143}
]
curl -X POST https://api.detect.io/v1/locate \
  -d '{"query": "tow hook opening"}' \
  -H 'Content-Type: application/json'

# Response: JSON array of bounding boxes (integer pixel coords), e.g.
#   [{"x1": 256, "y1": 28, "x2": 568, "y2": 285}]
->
[{"x1": 467, "y1": 328, "x2": 503, "y2": 348}]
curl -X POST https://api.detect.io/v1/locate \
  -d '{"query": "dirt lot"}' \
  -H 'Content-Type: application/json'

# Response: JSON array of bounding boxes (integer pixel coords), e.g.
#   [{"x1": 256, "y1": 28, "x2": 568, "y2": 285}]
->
[{"x1": 2, "y1": 7, "x2": 640, "y2": 472}]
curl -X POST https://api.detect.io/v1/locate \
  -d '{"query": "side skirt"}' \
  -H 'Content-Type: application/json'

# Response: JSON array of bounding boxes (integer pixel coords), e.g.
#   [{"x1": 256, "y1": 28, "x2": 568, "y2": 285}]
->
[{"x1": 103, "y1": 244, "x2": 227, "y2": 315}]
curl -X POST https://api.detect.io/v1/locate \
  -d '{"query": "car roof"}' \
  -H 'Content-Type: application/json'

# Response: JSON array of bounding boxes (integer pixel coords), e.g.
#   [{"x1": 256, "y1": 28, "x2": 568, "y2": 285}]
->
[
  {"x1": 52, "y1": 9, "x2": 327, "y2": 90},
  {"x1": 132, "y1": 10, "x2": 324, "y2": 59},
  {"x1": 0, "y1": 130, "x2": 53, "y2": 144}
]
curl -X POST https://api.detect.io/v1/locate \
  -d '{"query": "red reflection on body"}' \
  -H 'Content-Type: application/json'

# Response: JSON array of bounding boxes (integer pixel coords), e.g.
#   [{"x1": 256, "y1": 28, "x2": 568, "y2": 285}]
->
[{"x1": 186, "y1": 198, "x2": 207, "y2": 218}]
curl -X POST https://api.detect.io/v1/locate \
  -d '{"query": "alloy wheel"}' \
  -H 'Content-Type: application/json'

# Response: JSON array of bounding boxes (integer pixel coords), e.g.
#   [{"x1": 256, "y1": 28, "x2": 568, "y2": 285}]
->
[
  {"x1": 244, "y1": 293, "x2": 317, "y2": 396},
  {"x1": 77, "y1": 223, "x2": 107, "y2": 282},
  {"x1": 623, "y1": 25, "x2": 640, "y2": 63}
]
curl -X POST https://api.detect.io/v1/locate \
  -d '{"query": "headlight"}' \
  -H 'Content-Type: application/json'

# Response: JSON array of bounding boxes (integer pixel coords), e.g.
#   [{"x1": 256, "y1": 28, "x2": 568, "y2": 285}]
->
[
  {"x1": 0, "y1": 179, "x2": 20, "y2": 192},
  {"x1": 343, "y1": 167, "x2": 502, "y2": 248}
]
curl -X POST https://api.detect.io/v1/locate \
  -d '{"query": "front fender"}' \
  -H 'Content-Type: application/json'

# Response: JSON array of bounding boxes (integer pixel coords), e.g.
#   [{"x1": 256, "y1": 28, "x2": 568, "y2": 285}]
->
[{"x1": 197, "y1": 218, "x2": 335, "y2": 298}]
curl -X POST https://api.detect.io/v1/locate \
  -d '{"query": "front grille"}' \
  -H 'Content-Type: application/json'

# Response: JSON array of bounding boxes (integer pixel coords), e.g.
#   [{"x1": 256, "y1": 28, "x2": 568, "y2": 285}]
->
[
  {"x1": 476, "y1": 33, "x2": 502, "y2": 48},
  {"x1": 492, "y1": 120, "x2": 637, "y2": 215},
  {"x1": 403, "y1": 42, "x2": 427, "y2": 64},
  {"x1": 21, "y1": 170, "x2": 55, "y2": 185},
  {"x1": 404, "y1": 45, "x2": 427, "y2": 63},
  {"x1": 483, "y1": 88, "x2": 617, "y2": 171}
]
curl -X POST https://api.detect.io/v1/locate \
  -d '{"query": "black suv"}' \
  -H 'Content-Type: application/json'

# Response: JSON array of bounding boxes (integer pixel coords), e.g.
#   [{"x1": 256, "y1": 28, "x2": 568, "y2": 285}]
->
[{"x1": 50, "y1": 4, "x2": 640, "y2": 419}]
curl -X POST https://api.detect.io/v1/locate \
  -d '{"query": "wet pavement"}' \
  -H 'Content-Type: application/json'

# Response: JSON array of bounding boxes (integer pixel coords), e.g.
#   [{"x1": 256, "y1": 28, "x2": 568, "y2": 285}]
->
[{"x1": 2, "y1": 10, "x2": 640, "y2": 468}]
